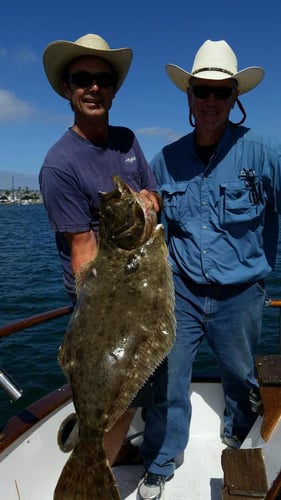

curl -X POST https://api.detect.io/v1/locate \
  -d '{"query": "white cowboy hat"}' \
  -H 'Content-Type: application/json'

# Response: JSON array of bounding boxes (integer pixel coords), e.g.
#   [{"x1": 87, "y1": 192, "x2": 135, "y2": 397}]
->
[
  {"x1": 43, "y1": 33, "x2": 133, "y2": 97},
  {"x1": 166, "y1": 40, "x2": 264, "y2": 95}
]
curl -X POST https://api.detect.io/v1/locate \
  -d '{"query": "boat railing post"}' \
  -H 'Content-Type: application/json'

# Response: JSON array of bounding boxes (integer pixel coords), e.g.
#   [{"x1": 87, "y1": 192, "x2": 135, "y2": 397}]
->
[{"x1": 0, "y1": 368, "x2": 23, "y2": 401}]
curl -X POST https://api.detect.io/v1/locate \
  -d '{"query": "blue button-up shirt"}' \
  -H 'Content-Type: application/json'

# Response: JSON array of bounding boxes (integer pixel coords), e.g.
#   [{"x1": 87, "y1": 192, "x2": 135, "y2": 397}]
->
[{"x1": 150, "y1": 123, "x2": 281, "y2": 285}]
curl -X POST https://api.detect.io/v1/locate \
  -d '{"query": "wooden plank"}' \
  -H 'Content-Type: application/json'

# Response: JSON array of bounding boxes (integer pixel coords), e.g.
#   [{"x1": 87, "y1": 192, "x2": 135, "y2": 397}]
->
[
  {"x1": 255, "y1": 356, "x2": 281, "y2": 441},
  {"x1": 221, "y1": 448, "x2": 268, "y2": 497},
  {"x1": 221, "y1": 489, "x2": 265, "y2": 499},
  {"x1": 256, "y1": 356, "x2": 281, "y2": 385},
  {"x1": 259, "y1": 386, "x2": 281, "y2": 441}
]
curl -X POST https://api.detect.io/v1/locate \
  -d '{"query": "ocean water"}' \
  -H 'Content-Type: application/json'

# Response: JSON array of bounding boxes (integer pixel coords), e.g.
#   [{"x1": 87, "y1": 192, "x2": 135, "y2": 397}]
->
[
  {"x1": 0, "y1": 204, "x2": 70, "y2": 428},
  {"x1": 0, "y1": 204, "x2": 280, "y2": 429}
]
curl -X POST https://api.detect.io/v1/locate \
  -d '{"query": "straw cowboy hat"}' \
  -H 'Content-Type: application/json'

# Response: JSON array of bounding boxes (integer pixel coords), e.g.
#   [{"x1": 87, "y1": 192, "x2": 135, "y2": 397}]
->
[
  {"x1": 43, "y1": 33, "x2": 133, "y2": 97},
  {"x1": 166, "y1": 40, "x2": 264, "y2": 95}
]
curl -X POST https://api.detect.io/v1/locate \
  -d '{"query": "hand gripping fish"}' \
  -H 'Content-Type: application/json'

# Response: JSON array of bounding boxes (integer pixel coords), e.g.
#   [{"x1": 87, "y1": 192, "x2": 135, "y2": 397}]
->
[{"x1": 54, "y1": 175, "x2": 176, "y2": 499}]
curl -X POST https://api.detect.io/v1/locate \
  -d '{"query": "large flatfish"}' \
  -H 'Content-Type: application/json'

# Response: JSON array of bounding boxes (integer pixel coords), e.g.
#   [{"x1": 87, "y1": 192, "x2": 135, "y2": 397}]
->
[{"x1": 54, "y1": 175, "x2": 176, "y2": 499}]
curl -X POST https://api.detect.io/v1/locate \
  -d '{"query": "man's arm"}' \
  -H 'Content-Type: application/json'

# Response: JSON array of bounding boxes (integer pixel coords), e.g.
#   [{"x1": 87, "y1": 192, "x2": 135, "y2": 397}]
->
[{"x1": 64, "y1": 230, "x2": 98, "y2": 276}]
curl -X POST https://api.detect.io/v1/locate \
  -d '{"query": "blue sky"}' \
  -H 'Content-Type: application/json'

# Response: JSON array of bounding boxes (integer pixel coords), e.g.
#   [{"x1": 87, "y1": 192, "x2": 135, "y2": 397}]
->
[{"x1": 0, "y1": 0, "x2": 280, "y2": 189}]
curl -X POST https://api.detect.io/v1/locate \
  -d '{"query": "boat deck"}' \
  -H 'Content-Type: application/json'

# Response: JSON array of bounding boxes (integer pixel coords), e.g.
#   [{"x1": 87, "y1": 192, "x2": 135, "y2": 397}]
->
[
  {"x1": 115, "y1": 437, "x2": 226, "y2": 499},
  {"x1": 115, "y1": 382, "x2": 227, "y2": 499}
]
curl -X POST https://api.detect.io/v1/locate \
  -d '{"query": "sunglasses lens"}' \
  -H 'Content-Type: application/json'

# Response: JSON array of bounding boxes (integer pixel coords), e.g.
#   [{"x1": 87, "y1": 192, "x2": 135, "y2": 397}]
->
[
  {"x1": 70, "y1": 72, "x2": 93, "y2": 87},
  {"x1": 213, "y1": 87, "x2": 233, "y2": 100},
  {"x1": 69, "y1": 71, "x2": 116, "y2": 89},
  {"x1": 95, "y1": 73, "x2": 116, "y2": 88},
  {"x1": 192, "y1": 86, "x2": 211, "y2": 99},
  {"x1": 191, "y1": 85, "x2": 233, "y2": 100}
]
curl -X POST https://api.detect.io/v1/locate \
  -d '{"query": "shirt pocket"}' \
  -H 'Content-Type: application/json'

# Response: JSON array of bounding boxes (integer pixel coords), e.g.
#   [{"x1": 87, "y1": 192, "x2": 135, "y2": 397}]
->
[
  {"x1": 161, "y1": 181, "x2": 190, "y2": 235},
  {"x1": 220, "y1": 180, "x2": 265, "y2": 226}
]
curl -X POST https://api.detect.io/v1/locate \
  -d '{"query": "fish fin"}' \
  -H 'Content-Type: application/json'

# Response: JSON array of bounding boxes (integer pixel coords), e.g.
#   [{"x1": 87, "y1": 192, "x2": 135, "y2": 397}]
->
[
  {"x1": 54, "y1": 449, "x2": 121, "y2": 500},
  {"x1": 106, "y1": 239, "x2": 176, "y2": 430}
]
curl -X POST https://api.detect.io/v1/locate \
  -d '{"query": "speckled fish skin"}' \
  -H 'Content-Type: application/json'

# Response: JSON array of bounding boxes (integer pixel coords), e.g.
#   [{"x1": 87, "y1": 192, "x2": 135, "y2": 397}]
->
[{"x1": 54, "y1": 175, "x2": 176, "y2": 500}]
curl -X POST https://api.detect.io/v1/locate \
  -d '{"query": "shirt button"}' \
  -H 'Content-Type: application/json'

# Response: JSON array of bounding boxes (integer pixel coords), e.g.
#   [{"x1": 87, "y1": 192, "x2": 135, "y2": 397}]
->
[
  {"x1": 202, "y1": 201, "x2": 207, "y2": 206},
  {"x1": 202, "y1": 225, "x2": 207, "y2": 230},
  {"x1": 203, "y1": 250, "x2": 208, "y2": 254}
]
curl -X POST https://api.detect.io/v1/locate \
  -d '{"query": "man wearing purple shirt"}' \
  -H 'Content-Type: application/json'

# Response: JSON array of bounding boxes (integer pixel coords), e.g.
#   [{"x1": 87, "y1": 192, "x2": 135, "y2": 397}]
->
[{"x1": 39, "y1": 33, "x2": 159, "y2": 467}]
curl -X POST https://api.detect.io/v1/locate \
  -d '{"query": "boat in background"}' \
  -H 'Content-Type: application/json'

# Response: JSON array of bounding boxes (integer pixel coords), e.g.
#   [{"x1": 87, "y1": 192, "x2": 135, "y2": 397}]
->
[{"x1": 0, "y1": 304, "x2": 280, "y2": 499}]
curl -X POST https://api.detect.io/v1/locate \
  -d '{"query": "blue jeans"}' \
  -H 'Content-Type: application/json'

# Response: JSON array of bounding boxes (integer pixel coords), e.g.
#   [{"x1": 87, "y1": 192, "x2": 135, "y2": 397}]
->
[{"x1": 141, "y1": 273, "x2": 265, "y2": 477}]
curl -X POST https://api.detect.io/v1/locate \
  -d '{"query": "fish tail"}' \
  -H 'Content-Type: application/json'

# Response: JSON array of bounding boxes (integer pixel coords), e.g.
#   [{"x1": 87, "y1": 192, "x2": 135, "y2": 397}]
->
[{"x1": 54, "y1": 451, "x2": 121, "y2": 500}]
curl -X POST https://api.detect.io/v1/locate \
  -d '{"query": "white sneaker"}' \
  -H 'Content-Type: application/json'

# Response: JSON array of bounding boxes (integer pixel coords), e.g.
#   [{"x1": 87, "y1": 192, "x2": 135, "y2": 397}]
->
[
  {"x1": 222, "y1": 435, "x2": 243, "y2": 449},
  {"x1": 137, "y1": 472, "x2": 171, "y2": 500}
]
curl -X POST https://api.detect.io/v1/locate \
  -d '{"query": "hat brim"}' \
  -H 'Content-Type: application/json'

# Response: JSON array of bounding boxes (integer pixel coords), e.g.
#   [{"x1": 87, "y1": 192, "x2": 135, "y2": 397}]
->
[
  {"x1": 43, "y1": 40, "x2": 133, "y2": 97},
  {"x1": 166, "y1": 64, "x2": 264, "y2": 95}
]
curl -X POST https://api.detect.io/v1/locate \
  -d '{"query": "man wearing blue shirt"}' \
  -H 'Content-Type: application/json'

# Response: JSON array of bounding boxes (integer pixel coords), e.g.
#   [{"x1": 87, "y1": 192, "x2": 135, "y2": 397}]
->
[{"x1": 137, "y1": 39, "x2": 281, "y2": 500}]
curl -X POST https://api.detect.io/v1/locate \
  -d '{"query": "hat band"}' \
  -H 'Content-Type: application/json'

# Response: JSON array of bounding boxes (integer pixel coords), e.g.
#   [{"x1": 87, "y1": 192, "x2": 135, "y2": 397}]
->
[{"x1": 192, "y1": 67, "x2": 234, "y2": 77}]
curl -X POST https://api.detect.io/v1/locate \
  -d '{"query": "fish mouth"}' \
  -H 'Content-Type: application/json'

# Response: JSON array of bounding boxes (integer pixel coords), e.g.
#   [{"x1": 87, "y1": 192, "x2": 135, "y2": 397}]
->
[{"x1": 99, "y1": 176, "x2": 155, "y2": 250}]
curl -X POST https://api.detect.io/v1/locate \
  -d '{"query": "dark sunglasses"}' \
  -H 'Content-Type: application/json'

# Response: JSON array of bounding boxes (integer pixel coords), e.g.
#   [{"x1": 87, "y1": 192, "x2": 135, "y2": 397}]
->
[
  {"x1": 190, "y1": 85, "x2": 234, "y2": 100},
  {"x1": 69, "y1": 71, "x2": 117, "y2": 89}
]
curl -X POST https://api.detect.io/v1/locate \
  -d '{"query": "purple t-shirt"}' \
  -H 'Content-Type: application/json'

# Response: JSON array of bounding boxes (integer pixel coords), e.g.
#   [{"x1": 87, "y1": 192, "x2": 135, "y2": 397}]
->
[{"x1": 39, "y1": 126, "x2": 157, "y2": 300}]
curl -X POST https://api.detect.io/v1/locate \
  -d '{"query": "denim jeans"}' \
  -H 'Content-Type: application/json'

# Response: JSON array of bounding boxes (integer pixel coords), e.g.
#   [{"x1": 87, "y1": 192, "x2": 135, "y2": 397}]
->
[{"x1": 141, "y1": 273, "x2": 265, "y2": 476}]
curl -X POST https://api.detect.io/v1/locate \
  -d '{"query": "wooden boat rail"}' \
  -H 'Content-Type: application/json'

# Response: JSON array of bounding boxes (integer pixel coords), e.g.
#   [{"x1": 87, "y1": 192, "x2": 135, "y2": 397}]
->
[
  {"x1": 0, "y1": 305, "x2": 73, "y2": 339},
  {"x1": 0, "y1": 384, "x2": 72, "y2": 453},
  {"x1": 0, "y1": 298, "x2": 279, "y2": 341}
]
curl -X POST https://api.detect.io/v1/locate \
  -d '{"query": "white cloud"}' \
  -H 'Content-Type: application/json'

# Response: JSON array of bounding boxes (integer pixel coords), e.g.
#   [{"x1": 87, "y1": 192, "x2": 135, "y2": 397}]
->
[
  {"x1": 136, "y1": 126, "x2": 171, "y2": 136},
  {"x1": 136, "y1": 126, "x2": 181, "y2": 143},
  {"x1": 0, "y1": 89, "x2": 35, "y2": 122},
  {"x1": 14, "y1": 46, "x2": 37, "y2": 64},
  {"x1": 0, "y1": 45, "x2": 37, "y2": 64}
]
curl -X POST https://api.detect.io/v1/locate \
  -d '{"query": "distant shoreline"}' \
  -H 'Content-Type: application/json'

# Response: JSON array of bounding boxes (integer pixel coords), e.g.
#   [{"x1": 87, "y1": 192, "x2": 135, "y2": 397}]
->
[
  {"x1": 0, "y1": 201, "x2": 43, "y2": 206},
  {"x1": 0, "y1": 189, "x2": 42, "y2": 205}
]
